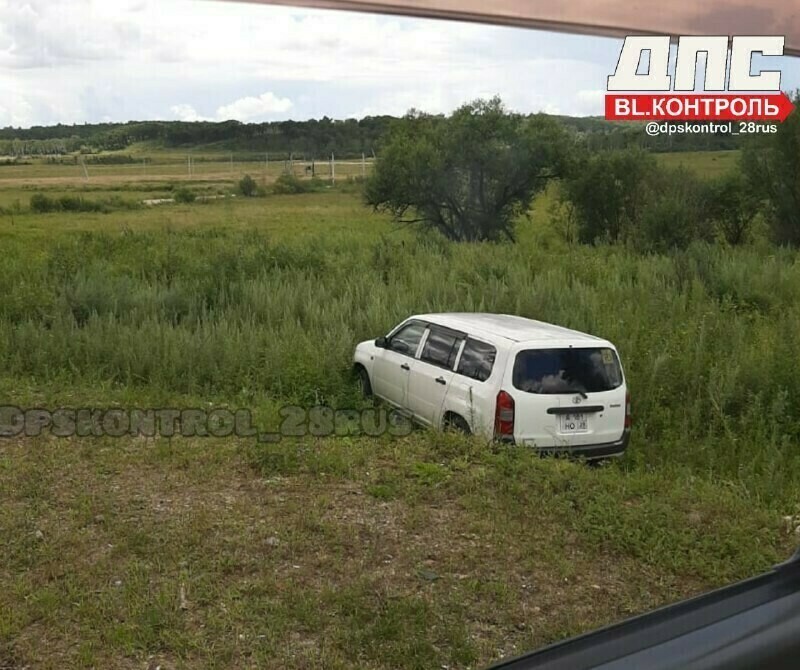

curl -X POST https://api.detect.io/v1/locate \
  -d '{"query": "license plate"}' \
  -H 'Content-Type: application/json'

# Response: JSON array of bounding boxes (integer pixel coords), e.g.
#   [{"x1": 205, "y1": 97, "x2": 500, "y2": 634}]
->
[{"x1": 560, "y1": 413, "x2": 588, "y2": 433}]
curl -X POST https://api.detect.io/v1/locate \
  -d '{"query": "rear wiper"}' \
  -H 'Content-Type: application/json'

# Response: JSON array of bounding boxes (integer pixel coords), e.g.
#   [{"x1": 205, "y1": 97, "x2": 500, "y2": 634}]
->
[{"x1": 564, "y1": 389, "x2": 588, "y2": 399}]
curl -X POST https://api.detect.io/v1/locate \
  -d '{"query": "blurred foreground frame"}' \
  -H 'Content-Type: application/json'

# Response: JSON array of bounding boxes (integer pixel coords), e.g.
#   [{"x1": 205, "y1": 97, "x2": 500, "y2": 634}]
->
[{"x1": 233, "y1": 0, "x2": 800, "y2": 56}]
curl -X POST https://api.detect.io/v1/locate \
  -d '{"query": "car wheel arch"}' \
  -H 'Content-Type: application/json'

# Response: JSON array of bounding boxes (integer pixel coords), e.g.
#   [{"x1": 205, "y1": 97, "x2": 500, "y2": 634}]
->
[
  {"x1": 353, "y1": 363, "x2": 373, "y2": 397},
  {"x1": 442, "y1": 411, "x2": 471, "y2": 434}
]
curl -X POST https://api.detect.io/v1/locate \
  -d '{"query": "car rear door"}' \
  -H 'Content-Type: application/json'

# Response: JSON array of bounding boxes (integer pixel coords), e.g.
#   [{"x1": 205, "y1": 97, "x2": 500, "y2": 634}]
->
[
  {"x1": 446, "y1": 337, "x2": 501, "y2": 437},
  {"x1": 508, "y1": 344, "x2": 626, "y2": 448},
  {"x1": 371, "y1": 321, "x2": 426, "y2": 408},
  {"x1": 406, "y1": 325, "x2": 464, "y2": 426}
]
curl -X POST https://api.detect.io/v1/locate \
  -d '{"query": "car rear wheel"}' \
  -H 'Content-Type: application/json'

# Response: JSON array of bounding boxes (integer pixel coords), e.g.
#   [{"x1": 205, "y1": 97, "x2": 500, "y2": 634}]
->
[{"x1": 443, "y1": 413, "x2": 471, "y2": 435}]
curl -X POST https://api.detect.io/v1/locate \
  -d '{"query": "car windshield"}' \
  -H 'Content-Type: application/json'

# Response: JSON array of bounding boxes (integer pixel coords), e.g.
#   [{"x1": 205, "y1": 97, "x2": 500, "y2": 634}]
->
[{"x1": 513, "y1": 347, "x2": 622, "y2": 394}]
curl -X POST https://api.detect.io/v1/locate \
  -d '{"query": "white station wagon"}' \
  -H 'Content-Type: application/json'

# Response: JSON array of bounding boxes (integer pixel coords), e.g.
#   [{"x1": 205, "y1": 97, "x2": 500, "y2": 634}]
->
[{"x1": 353, "y1": 313, "x2": 630, "y2": 459}]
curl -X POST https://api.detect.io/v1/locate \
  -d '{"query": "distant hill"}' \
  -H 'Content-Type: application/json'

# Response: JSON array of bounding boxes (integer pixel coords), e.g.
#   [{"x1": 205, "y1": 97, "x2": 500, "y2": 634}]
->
[{"x1": 0, "y1": 114, "x2": 742, "y2": 159}]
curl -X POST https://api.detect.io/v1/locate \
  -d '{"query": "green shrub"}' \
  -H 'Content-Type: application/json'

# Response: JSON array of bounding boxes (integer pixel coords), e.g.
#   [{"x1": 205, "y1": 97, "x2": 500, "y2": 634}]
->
[
  {"x1": 57, "y1": 195, "x2": 103, "y2": 212},
  {"x1": 29, "y1": 193, "x2": 139, "y2": 214},
  {"x1": 30, "y1": 193, "x2": 56, "y2": 213},
  {"x1": 173, "y1": 188, "x2": 196, "y2": 204},
  {"x1": 271, "y1": 174, "x2": 327, "y2": 195},
  {"x1": 634, "y1": 168, "x2": 714, "y2": 252},
  {"x1": 238, "y1": 174, "x2": 258, "y2": 197},
  {"x1": 742, "y1": 91, "x2": 800, "y2": 246}
]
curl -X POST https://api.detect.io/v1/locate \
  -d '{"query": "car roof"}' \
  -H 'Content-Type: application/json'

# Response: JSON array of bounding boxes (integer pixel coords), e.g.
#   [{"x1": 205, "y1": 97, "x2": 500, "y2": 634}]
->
[{"x1": 410, "y1": 313, "x2": 610, "y2": 346}]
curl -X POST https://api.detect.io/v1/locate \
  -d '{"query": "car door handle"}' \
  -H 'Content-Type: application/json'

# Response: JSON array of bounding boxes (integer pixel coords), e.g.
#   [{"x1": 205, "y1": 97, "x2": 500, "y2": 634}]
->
[
  {"x1": 400, "y1": 363, "x2": 410, "y2": 371},
  {"x1": 435, "y1": 376, "x2": 447, "y2": 385}
]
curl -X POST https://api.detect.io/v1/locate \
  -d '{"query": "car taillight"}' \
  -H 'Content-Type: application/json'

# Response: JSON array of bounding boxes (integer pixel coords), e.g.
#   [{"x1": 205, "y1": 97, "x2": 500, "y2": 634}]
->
[
  {"x1": 625, "y1": 391, "x2": 632, "y2": 429},
  {"x1": 495, "y1": 390, "x2": 515, "y2": 437}
]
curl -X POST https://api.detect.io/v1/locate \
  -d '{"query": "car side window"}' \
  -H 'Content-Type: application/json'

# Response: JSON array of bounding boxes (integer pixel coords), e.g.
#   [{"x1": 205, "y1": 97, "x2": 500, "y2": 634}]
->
[
  {"x1": 420, "y1": 327, "x2": 463, "y2": 369},
  {"x1": 387, "y1": 322, "x2": 426, "y2": 357},
  {"x1": 456, "y1": 338, "x2": 497, "y2": 382}
]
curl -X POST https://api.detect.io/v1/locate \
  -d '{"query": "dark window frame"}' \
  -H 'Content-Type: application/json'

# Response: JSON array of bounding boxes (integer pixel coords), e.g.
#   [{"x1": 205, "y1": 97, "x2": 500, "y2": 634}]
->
[
  {"x1": 386, "y1": 320, "x2": 427, "y2": 358},
  {"x1": 419, "y1": 325, "x2": 465, "y2": 370},
  {"x1": 455, "y1": 337, "x2": 497, "y2": 383}
]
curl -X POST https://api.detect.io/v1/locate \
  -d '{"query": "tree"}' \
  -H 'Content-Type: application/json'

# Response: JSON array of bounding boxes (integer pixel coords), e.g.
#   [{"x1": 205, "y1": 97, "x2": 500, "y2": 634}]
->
[
  {"x1": 365, "y1": 98, "x2": 566, "y2": 242},
  {"x1": 238, "y1": 174, "x2": 258, "y2": 197},
  {"x1": 560, "y1": 149, "x2": 714, "y2": 251},
  {"x1": 707, "y1": 169, "x2": 759, "y2": 245},
  {"x1": 559, "y1": 149, "x2": 657, "y2": 244},
  {"x1": 742, "y1": 91, "x2": 800, "y2": 246},
  {"x1": 635, "y1": 167, "x2": 714, "y2": 252}
]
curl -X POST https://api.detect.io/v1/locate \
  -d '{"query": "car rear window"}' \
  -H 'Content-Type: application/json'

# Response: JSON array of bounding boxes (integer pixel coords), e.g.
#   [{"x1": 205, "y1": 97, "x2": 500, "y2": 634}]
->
[
  {"x1": 512, "y1": 347, "x2": 622, "y2": 394},
  {"x1": 456, "y1": 338, "x2": 497, "y2": 382}
]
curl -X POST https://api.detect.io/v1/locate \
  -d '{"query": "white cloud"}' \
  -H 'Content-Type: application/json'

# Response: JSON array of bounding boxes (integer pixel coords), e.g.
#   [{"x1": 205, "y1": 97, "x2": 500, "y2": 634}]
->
[
  {"x1": 169, "y1": 93, "x2": 293, "y2": 123},
  {"x1": 169, "y1": 104, "x2": 208, "y2": 122},
  {"x1": 0, "y1": 99, "x2": 34, "y2": 127},
  {"x1": 575, "y1": 89, "x2": 605, "y2": 115},
  {"x1": 215, "y1": 92, "x2": 293, "y2": 121}
]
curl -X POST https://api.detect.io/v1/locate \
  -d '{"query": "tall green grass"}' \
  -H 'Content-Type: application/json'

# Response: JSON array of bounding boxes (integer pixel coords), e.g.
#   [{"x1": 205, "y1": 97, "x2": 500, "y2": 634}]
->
[{"x1": 1, "y1": 214, "x2": 799, "y2": 507}]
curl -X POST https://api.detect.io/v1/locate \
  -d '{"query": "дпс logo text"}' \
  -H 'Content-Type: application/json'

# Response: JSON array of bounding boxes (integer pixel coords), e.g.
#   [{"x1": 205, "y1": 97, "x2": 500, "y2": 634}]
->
[{"x1": 605, "y1": 36, "x2": 795, "y2": 122}]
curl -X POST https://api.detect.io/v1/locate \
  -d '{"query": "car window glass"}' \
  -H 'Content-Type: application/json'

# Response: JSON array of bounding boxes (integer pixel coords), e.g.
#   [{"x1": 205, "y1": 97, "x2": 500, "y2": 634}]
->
[
  {"x1": 388, "y1": 322, "x2": 426, "y2": 356},
  {"x1": 420, "y1": 327, "x2": 462, "y2": 369},
  {"x1": 512, "y1": 348, "x2": 622, "y2": 394},
  {"x1": 456, "y1": 339, "x2": 497, "y2": 381}
]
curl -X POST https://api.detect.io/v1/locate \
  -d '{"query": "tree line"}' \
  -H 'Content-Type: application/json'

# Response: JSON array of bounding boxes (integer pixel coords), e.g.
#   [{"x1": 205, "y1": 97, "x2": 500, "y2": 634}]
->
[
  {"x1": 1, "y1": 112, "x2": 741, "y2": 159},
  {"x1": 366, "y1": 96, "x2": 800, "y2": 249}
]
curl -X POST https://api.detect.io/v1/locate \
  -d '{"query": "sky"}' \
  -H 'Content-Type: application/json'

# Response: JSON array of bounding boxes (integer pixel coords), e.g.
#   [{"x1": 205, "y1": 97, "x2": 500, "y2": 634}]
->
[{"x1": 3, "y1": 0, "x2": 800, "y2": 128}]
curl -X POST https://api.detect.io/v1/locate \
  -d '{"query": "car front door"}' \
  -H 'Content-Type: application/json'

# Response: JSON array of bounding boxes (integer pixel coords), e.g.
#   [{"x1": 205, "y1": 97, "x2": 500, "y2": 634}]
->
[
  {"x1": 371, "y1": 321, "x2": 426, "y2": 408},
  {"x1": 407, "y1": 325, "x2": 464, "y2": 426}
]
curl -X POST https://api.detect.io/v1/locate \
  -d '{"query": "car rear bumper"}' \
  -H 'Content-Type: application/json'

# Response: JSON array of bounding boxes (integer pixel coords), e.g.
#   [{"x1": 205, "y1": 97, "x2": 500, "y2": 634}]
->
[{"x1": 504, "y1": 429, "x2": 630, "y2": 460}]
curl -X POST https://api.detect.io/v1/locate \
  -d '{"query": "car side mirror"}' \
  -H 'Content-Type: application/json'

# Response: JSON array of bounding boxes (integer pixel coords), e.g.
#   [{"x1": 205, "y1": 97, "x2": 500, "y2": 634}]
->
[{"x1": 375, "y1": 336, "x2": 387, "y2": 349}]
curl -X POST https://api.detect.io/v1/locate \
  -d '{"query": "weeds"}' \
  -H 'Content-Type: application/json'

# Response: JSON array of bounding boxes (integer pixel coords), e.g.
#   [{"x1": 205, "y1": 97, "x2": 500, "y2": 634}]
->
[{"x1": 1, "y1": 183, "x2": 799, "y2": 669}]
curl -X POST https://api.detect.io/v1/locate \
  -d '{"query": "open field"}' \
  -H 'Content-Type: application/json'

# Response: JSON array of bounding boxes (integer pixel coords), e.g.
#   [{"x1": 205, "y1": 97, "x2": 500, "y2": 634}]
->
[
  {"x1": 0, "y1": 148, "x2": 373, "y2": 187},
  {"x1": 656, "y1": 149, "x2": 739, "y2": 177},
  {"x1": 1, "y1": 149, "x2": 798, "y2": 669},
  {"x1": 0, "y1": 146, "x2": 733, "y2": 187}
]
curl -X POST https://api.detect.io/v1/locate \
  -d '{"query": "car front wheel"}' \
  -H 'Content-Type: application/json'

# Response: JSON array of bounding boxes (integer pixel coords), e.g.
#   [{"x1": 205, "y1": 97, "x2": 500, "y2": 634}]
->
[{"x1": 356, "y1": 366, "x2": 373, "y2": 398}]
